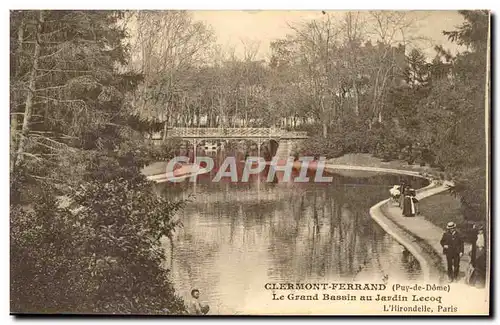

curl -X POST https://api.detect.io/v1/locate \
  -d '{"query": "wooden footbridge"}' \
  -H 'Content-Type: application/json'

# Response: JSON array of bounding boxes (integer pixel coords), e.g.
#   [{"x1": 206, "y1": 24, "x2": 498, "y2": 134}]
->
[
  {"x1": 165, "y1": 127, "x2": 308, "y2": 140},
  {"x1": 158, "y1": 127, "x2": 308, "y2": 159}
]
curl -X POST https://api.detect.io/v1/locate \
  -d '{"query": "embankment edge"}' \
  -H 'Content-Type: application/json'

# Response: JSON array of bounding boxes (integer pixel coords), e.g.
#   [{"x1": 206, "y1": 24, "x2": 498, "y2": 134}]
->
[{"x1": 325, "y1": 164, "x2": 448, "y2": 283}]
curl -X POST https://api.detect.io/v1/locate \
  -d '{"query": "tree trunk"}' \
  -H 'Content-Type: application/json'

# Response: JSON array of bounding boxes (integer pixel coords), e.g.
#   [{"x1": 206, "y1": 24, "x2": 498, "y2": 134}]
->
[
  {"x1": 219, "y1": 90, "x2": 225, "y2": 128},
  {"x1": 14, "y1": 11, "x2": 44, "y2": 170},
  {"x1": 375, "y1": 65, "x2": 394, "y2": 124},
  {"x1": 208, "y1": 97, "x2": 214, "y2": 127},
  {"x1": 244, "y1": 88, "x2": 248, "y2": 124},
  {"x1": 353, "y1": 79, "x2": 359, "y2": 116},
  {"x1": 162, "y1": 100, "x2": 170, "y2": 140},
  {"x1": 10, "y1": 17, "x2": 25, "y2": 172},
  {"x1": 320, "y1": 98, "x2": 328, "y2": 138},
  {"x1": 163, "y1": 121, "x2": 168, "y2": 141},
  {"x1": 331, "y1": 97, "x2": 337, "y2": 118},
  {"x1": 372, "y1": 71, "x2": 380, "y2": 120},
  {"x1": 168, "y1": 235, "x2": 175, "y2": 271},
  {"x1": 234, "y1": 92, "x2": 239, "y2": 127}
]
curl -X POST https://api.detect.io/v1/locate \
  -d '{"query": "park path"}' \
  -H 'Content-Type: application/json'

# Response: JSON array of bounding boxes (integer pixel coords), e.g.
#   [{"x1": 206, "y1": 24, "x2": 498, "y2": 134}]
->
[
  {"x1": 380, "y1": 182, "x2": 471, "y2": 283},
  {"x1": 361, "y1": 173, "x2": 471, "y2": 284},
  {"x1": 322, "y1": 164, "x2": 470, "y2": 283}
]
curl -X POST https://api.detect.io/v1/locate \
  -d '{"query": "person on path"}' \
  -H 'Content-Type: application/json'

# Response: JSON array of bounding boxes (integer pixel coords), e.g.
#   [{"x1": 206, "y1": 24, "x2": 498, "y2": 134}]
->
[
  {"x1": 470, "y1": 245, "x2": 487, "y2": 288},
  {"x1": 398, "y1": 181, "x2": 407, "y2": 208},
  {"x1": 389, "y1": 185, "x2": 401, "y2": 204},
  {"x1": 410, "y1": 189, "x2": 419, "y2": 215},
  {"x1": 187, "y1": 289, "x2": 210, "y2": 315},
  {"x1": 476, "y1": 225, "x2": 485, "y2": 251},
  {"x1": 467, "y1": 225, "x2": 486, "y2": 287},
  {"x1": 440, "y1": 222, "x2": 465, "y2": 282},
  {"x1": 469, "y1": 224, "x2": 485, "y2": 268},
  {"x1": 402, "y1": 187, "x2": 417, "y2": 217}
]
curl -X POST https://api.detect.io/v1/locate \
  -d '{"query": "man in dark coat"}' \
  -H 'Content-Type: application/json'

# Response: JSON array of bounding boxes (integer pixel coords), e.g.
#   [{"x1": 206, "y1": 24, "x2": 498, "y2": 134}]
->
[{"x1": 440, "y1": 222, "x2": 464, "y2": 282}]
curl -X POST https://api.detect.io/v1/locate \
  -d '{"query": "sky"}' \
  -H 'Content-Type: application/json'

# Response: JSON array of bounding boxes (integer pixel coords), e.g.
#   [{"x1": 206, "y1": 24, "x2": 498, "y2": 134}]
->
[{"x1": 192, "y1": 10, "x2": 466, "y2": 61}]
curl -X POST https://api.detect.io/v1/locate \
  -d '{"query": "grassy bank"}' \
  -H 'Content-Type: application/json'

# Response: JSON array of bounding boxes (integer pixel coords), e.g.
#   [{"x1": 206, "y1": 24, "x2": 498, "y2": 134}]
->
[
  {"x1": 326, "y1": 153, "x2": 434, "y2": 174},
  {"x1": 418, "y1": 192, "x2": 464, "y2": 231}
]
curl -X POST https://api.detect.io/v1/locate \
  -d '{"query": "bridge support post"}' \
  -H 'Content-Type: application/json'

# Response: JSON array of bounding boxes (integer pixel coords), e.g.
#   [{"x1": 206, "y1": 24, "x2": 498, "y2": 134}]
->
[
  {"x1": 257, "y1": 141, "x2": 261, "y2": 158},
  {"x1": 193, "y1": 139, "x2": 197, "y2": 165},
  {"x1": 192, "y1": 140, "x2": 198, "y2": 191}
]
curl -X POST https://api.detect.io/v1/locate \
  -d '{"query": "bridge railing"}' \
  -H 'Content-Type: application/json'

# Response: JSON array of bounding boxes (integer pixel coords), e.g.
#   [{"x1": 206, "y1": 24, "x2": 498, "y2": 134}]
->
[{"x1": 166, "y1": 127, "x2": 306, "y2": 138}]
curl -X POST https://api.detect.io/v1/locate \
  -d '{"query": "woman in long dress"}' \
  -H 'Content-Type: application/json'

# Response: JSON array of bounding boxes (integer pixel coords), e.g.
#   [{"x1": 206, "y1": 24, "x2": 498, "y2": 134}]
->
[
  {"x1": 410, "y1": 189, "x2": 419, "y2": 215},
  {"x1": 468, "y1": 226, "x2": 486, "y2": 287},
  {"x1": 402, "y1": 189, "x2": 417, "y2": 217},
  {"x1": 398, "y1": 182, "x2": 407, "y2": 208}
]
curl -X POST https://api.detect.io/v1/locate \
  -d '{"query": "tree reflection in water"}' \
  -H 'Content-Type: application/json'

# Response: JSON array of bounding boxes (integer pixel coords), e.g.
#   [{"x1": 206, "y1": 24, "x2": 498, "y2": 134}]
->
[{"x1": 156, "y1": 162, "x2": 427, "y2": 314}]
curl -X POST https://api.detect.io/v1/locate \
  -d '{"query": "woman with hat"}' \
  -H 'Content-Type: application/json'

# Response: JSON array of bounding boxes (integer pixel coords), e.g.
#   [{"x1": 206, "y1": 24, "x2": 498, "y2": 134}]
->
[
  {"x1": 402, "y1": 187, "x2": 417, "y2": 217},
  {"x1": 476, "y1": 225, "x2": 485, "y2": 252},
  {"x1": 467, "y1": 225, "x2": 486, "y2": 287},
  {"x1": 410, "y1": 189, "x2": 419, "y2": 215},
  {"x1": 398, "y1": 180, "x2": 407, "y2": 208},
  {"x1": 440, "y1": 221, "x2": 464, "y2": 282}
]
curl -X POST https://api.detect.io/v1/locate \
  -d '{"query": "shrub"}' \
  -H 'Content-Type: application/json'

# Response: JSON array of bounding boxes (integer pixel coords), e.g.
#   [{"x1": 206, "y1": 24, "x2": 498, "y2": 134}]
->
[
  {"x1": 297, "y1": 136, "x2": 344, "y2": 159},
  {"x1": 11, "y1": 139, "x2": 189, "y2": 314},
  {"x1": 11, "y1": 175, "x2": 187, "y2": 314}
]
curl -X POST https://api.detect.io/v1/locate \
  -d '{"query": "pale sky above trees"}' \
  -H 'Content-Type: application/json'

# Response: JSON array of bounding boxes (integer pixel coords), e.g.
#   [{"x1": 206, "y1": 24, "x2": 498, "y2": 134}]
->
[{"x1": 192, "y1": 10, "x2": 465, "y2": 61}]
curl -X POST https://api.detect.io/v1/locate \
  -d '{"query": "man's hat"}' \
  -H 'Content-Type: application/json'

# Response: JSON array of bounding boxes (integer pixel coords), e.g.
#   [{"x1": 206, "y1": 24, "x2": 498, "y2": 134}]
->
[{"x1": 446, "y1": 222, "x2": 456, "y2": 229}]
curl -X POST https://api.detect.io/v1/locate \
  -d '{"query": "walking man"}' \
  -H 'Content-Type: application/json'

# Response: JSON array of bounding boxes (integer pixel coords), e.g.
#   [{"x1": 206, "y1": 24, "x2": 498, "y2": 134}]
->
[{"x1": 440, "y1": 222, "x2": 464, "y2": 282}]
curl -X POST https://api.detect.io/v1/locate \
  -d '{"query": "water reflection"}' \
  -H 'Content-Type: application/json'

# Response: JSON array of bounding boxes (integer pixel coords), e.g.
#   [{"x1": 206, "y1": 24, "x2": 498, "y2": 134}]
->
[{"x1": 156, "y1": 161, "x2": 428, "y2": 314}]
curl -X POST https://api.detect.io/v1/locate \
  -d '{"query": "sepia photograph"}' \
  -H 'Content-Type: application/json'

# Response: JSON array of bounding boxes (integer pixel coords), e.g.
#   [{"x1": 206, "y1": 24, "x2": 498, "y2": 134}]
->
[{"x1": 8, "y1": 8, "x2": 491, "y2": 316}]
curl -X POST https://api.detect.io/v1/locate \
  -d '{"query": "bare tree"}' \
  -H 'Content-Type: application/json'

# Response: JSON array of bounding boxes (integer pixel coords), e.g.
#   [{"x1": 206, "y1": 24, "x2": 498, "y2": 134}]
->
[
  {"x1": 340, "y1": 11, "x2": 367, "y2": 116},
  {"x1": 128, "y1": 10, "x2": 215, "y2": 136},
  {"x1": 288, "y1": 14, "x2": 342, "y2": 137},
  {"x1": 366, "y1": 11, "x2": 422, "y2": 123},
  {"x1": 240, "y1": 37, "x2": 261, "y2": 62},
  {"x1": 13, "y1": 11, "x2": 44, "y2": 170}
]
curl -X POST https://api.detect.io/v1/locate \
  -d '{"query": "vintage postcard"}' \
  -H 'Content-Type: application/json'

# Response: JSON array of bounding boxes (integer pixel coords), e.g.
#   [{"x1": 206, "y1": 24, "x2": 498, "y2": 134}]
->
[{"x1": 9, "y1": 9, "x2": 490, "y2": 316}]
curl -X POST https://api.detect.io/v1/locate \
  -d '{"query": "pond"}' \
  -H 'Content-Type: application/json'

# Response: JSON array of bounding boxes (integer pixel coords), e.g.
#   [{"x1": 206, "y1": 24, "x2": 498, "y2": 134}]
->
[{"x1": 156, "y1": 159, "x2": 428, "y2": 315}]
